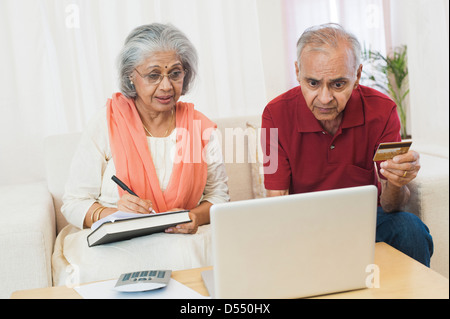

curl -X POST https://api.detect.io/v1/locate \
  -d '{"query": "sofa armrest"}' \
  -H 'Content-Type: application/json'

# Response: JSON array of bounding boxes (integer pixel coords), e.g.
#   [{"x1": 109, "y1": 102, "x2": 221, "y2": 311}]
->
[
  {"x1": 404, "y1": 154, "x2": 449, "y2": 278},
  {"x1": 0, "y1": 182, "x2": 56, "y2": 298}
]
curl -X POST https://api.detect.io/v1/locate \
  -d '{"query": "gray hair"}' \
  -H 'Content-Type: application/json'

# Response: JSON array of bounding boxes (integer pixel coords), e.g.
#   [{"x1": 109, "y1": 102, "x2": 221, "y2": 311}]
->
[
  {"x1": 118, "y1": 23, "x2": 198, "y2": 98},
  {"x1": 296, "y1": 23, "x2": 361, "y2": 72}
]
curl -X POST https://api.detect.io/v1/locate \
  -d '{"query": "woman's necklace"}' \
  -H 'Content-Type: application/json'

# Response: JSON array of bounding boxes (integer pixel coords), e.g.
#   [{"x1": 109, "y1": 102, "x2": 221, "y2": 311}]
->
[{"x1": 143, "y1": 109, "x2": 174, "y2": 137}]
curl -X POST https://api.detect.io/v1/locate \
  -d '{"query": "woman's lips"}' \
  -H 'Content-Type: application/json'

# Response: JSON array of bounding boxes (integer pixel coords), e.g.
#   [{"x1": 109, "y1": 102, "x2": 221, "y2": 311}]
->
[{"x1": 155, "y1": 96, "x2": 173, "y2": 104}]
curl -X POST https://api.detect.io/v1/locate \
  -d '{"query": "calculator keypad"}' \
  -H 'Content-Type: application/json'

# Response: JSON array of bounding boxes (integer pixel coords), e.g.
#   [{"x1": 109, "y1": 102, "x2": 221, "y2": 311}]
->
[
  {"x1": 123, "y1": 270, "x2": 167, "y2": 282},
  {"x1": 114, "y1": 270, "x2": 172, "y2": 292}
]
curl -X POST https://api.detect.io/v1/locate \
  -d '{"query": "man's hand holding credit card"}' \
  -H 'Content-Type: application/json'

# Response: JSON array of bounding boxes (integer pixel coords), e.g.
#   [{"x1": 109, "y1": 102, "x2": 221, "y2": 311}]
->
[{"x1": 374, "y1": 140, "x2": 420, "y2": 188}]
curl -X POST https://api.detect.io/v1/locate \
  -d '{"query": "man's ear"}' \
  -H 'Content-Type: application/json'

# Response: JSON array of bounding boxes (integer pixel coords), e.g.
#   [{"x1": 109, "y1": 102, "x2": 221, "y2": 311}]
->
[
  {"x1": 295, "y1": 61, "x2": 301, "y2": 84},
  {"x1": 354, "y1": 64, "x2": 363, "y2": 89}
]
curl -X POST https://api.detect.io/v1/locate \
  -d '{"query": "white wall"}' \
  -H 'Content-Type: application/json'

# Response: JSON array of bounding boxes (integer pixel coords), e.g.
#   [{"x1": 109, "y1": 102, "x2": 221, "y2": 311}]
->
[
  {"x1": 256, "y1": 0, "x2": 291, "y2": 103},
  {"x1": 390, "y1": 0, "x2": 449, "y2": 157}
]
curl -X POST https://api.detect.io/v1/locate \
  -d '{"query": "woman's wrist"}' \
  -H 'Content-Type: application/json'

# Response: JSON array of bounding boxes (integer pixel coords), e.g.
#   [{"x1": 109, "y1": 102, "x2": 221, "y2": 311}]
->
[
  {"x1": 85, "y1": 203, "x2": 118, "y2": 228},
  {"x1": 91, "y1": 205, "x2": 106, "y2": 224}
]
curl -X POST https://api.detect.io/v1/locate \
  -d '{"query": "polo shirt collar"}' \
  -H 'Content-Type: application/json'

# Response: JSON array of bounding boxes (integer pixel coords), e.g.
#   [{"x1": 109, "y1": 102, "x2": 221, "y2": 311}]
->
[{"x1": 297, "y1": 87, "x2": 365, "y2": 132}]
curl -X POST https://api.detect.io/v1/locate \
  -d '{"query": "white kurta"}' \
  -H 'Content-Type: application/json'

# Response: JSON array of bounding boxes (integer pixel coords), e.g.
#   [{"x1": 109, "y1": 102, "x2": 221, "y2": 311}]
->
[{"x1": 61, "y1": 107, "x2": 230, "y2": 229}]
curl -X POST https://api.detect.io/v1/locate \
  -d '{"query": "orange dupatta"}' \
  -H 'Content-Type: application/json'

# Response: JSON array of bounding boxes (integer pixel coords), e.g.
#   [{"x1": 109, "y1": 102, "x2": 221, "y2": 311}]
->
[{"x1": 106, "y1": 92, "x2": 216, "y2": 213}]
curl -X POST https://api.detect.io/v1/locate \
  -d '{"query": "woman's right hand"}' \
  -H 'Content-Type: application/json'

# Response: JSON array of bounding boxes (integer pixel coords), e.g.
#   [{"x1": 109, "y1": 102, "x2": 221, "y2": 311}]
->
[{"x1": 117, "y1": 193, "x2": 154, "y2": 214}]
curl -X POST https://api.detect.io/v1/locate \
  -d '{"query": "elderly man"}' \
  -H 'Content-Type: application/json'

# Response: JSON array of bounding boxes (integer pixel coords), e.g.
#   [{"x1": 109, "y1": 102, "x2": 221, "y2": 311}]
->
[{"x1": 262, "y1": 23, "x2": 433, "y2": 266}]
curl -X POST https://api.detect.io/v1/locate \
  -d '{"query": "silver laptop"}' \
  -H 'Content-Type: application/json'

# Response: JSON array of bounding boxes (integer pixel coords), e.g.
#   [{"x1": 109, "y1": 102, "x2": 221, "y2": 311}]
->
[{"x1": 202, "y1": 185, "x2": 378, "y2": 298}]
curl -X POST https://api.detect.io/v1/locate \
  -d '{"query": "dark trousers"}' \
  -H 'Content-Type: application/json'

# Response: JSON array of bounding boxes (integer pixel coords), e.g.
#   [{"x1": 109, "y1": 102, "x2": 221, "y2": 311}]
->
[{"x1": 376, "y1": 207, "x2": 434, "y2": 267}]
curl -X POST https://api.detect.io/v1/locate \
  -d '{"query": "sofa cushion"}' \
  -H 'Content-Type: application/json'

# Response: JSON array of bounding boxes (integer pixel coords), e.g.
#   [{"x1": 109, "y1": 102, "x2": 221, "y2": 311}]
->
[
  {"x1": 44, "y1": 133, "x2": 82, "y2": 233},
  {"x1": 404, "y1": 153, "x2": 449, "y2": 278},
  {"x1": 246, "y1": 121, "x2": 266, "y2": 198},
  {"x1": 214, "y1": 115, "x2": 262, "y2": 201},
  {"x1": 0, "y1": 182, "x2": 55, "y2": 297},
  {"x1": 52, "y1": 224, "x2": 212, "y2": 287}
]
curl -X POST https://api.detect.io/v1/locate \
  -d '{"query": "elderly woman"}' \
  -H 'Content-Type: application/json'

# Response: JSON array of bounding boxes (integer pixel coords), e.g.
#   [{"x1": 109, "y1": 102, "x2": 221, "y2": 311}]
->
[{"x1": 62, "y1": 23, "x2": 229, "y2": 234}]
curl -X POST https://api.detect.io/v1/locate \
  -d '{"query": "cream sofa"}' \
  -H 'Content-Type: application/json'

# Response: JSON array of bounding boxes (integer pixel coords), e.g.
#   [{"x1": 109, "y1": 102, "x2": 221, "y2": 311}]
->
[{"x1": 1, "y1": 115, "x2": 448, "y2": 298}]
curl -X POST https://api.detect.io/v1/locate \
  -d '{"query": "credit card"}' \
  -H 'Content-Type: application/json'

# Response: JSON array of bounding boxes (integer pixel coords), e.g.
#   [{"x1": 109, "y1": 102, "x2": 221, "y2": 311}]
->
[{"x1": 373, "y1": 141, "x2": 412, "y2": 161}]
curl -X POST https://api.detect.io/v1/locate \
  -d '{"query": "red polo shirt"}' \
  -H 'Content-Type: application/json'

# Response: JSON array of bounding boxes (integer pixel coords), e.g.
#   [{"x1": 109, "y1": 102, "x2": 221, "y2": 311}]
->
[{"x1": 262, "y1": 85, "x2": 401, "y2": 198}]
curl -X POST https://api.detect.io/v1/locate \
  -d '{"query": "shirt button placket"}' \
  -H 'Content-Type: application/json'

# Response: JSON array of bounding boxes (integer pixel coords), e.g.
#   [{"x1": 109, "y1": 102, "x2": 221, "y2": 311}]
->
[{"x1": 328, "y1": 142, "x2": 336, "y2": 163}]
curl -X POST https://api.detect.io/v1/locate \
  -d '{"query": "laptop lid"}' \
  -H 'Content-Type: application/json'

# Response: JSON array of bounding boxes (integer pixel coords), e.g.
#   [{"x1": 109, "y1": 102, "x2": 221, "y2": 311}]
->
[{"x1": 207, "y1": 185, "x2": 378, "y2": 298}]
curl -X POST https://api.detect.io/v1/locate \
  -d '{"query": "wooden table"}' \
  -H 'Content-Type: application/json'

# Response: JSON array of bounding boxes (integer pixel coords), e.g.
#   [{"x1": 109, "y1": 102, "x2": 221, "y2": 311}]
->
[{"x1": 11, "y1": 243, "x2": 448, "y2": 299}]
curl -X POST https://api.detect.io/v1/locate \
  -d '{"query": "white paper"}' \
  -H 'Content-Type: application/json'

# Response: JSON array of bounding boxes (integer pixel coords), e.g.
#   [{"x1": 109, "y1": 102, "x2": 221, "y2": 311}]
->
[
  {"x1": 91, "y1": 211, "x2": 148, "y2": 231},
  {"x1": 74, "y1": 278, "x2": 209, "y2": 299}
]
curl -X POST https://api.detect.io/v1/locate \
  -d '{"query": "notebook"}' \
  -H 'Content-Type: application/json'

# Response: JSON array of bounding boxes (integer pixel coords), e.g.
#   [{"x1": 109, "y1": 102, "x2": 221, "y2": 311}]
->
[{"x1": 202, "y1": 185, "x2": 378, "y2": 298}]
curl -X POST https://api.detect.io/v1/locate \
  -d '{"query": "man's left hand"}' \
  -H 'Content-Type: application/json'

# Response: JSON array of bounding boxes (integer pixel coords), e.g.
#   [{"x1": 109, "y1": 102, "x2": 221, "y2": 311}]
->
[{"x1": 379, "y1": 150, "x2": 421, "y2": 187}]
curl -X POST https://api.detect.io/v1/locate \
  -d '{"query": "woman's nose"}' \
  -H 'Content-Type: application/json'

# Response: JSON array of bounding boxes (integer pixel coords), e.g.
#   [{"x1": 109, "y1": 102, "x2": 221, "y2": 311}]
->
[{"x1": 158, "y1": 75, "x2": 172, "y2": 90}]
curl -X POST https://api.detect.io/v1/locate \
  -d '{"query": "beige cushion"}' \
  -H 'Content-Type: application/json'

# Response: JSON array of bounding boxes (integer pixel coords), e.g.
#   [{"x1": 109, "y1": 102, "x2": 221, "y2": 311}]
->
[
  {"x1": 0, "y1": 182, "x2": 55, "y2": 297},
  {"x1": 214, "y1": 115, "x2": 262, "y2": 201},
  {"x1": 404, "y1": 153, "x2": 449, "y2": 278},
  {"x1": 246, "y1": 121, "x2": 266, "y2": 198},
  {"x1": 44, "y1": 133, "x2": 82, "y2": 233}
]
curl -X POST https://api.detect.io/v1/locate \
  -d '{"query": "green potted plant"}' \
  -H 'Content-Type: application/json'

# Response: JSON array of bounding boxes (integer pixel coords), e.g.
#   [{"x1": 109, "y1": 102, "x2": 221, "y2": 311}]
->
[{"x1": 361, "y1": 45, "x2": 410, "y2": 139}]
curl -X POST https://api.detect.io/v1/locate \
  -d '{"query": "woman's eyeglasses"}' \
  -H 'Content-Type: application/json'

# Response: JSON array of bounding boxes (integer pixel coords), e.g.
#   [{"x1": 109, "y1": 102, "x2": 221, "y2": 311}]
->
[{"x1": 134, "y1": 68, "x2": 187, "y2": 85}]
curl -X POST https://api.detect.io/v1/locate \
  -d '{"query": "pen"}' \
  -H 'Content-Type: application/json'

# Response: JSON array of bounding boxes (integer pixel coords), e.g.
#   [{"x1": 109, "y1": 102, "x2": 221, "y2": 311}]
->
[
  {"x1": 111, "y1": 175, "x2": 157, "y2": 214},
  {"x1": 111, "y1": 175, "x2": 138, "y2": 196}
]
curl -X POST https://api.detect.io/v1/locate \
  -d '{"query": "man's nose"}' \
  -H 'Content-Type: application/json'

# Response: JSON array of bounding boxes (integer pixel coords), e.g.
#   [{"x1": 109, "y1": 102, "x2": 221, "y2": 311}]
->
[{"x1": 318, "y1": 86, "x2": 333, "y2": 104}]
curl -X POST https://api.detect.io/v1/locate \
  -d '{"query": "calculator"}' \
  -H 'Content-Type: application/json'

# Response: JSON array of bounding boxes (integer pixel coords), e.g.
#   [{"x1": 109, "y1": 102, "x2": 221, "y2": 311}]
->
[{"x1": 113, "y1": 270, "x2": 172, "y2": 292}]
